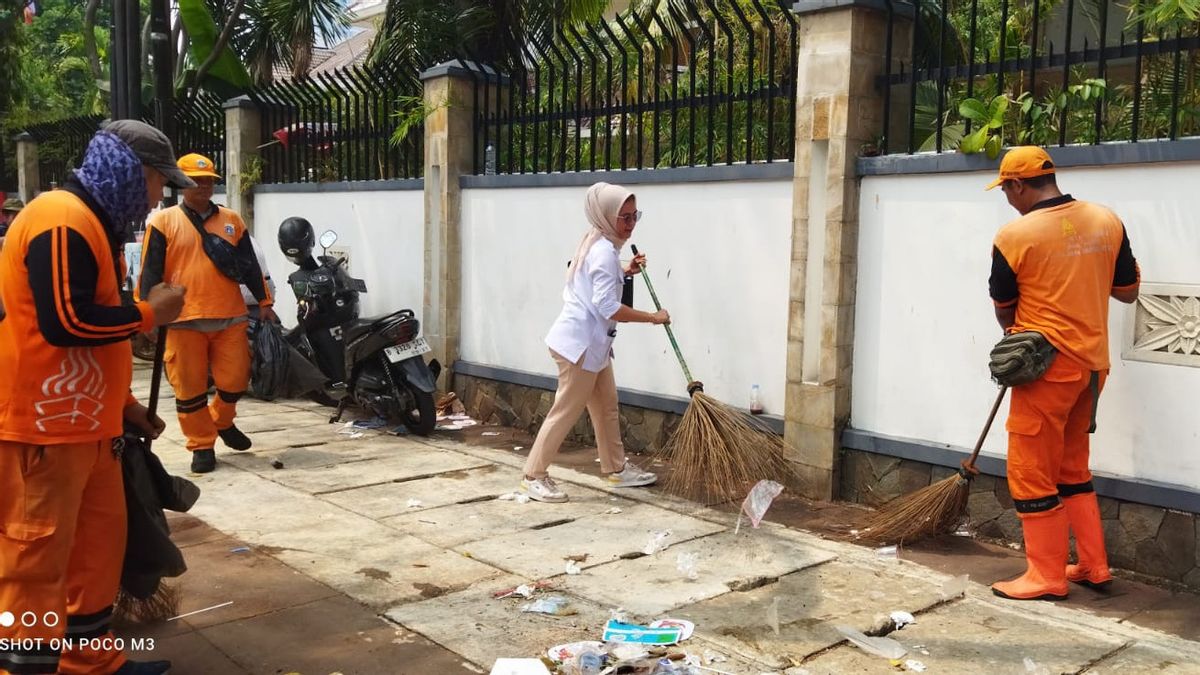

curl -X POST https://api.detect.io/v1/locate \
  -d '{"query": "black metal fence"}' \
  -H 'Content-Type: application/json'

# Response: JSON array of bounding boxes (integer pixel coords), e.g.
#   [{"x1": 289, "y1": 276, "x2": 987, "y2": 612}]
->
[
  {"x1": 878, "y1": 0, "x2": 1200, "y2": 155},
  {"x1": 247, "y1": 61, "x2": 424, "y2": 184},
  {"x1": 24, "y1": 115, "x2": 106, "y2": 190},
  {"x1": 466, "y1": 0, "x2": 799, "y2": 175},
  {"x1": 165, "y1": 91, "x2": 227, "y2": 178}
]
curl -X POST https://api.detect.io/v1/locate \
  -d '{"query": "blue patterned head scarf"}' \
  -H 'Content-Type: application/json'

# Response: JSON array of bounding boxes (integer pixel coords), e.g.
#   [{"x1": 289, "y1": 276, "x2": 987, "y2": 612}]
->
[{"x1": 74, "y1": 130, "x2": 149, "y2": 230}]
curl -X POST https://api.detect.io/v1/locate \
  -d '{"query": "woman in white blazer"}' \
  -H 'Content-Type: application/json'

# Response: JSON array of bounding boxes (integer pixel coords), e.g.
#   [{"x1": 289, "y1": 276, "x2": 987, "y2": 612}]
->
[{"x1": 520, "y1": 182, "x2": 671, "y2": 503}]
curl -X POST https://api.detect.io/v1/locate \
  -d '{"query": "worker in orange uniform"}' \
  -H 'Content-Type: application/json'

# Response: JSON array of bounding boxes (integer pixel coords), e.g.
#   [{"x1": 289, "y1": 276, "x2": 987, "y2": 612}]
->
[
  {"x1": 0, "y1": 120, "x2": 189, "y2": 675},
  {"x1": 986, "y1": 146, "x2": 1140, "y2": 601},
  {"x1": 138, "y1": 154, "x2": 275, "y2": 474}
]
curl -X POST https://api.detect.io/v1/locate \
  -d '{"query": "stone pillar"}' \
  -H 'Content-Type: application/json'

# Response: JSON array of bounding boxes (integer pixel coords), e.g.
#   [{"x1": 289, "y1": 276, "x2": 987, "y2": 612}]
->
[
  {"x1": 785, "y1": 0, "x2": 912, "y2": 500},
  {"x1": 15, "y1": 133, "x2": 39, "y2": 205},
  {"x1": 420, "y1": 61, "x2": 506, "y2": 393},
  {"x1": 223, "y1": 95, "x2": 263, "y2": 231}
]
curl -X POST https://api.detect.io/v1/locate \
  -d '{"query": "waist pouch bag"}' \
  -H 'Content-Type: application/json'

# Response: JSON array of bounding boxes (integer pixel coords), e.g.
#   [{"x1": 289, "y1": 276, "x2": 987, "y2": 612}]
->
[
  {"x1": 988, "y1": 330, "x2": 1058, "y2": 386},
  {"x1": 184, "y1": 208, "x2": 256, "y2": 283}
]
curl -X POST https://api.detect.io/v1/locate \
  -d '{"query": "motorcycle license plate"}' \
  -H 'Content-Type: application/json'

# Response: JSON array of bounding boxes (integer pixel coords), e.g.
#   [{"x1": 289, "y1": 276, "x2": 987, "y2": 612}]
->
[{"x1": 385, "y1": 337, "x2": 431, "y2": 363}]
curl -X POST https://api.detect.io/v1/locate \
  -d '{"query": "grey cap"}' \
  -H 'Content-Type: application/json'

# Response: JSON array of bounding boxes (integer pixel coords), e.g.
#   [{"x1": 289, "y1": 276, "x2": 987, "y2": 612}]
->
[{"x1": 102, "y1": 119, "x2": 198, "y2": 190}]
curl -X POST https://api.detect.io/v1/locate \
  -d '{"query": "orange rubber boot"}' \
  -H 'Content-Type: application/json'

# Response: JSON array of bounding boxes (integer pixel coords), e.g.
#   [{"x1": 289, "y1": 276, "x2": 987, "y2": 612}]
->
[
  {"x1": 992, "y1": 507, "x2": 1070, "y2": 601},
  {"x1": 1062, "y1": 492, "x2": 1113, "y2": 590}
]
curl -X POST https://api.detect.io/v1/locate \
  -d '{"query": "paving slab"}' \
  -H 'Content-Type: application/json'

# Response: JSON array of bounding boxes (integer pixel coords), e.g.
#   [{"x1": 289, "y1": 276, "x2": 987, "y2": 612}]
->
[
  {"x1": 668, "y1": 559, "x2": 945, "y2": 670},
  {"x1": 385, "y1": 576, "x2": 614, "y2": 670},
  {"x1": 458, "y1": 503, "x2": 727, "y2": 579},
  {"x1": 385, "y1": 486, "x2": 637, "y2": 548},
  {"x1": 220, "y1": 437, "x2": 402, "y2": 472},
  {"x1": 323, "y1": 464, "x2": 521, "y2": 519},
  {"x1": 127, "y1": 631, "x2": 249, "y2": 675},
  {"x1": 200, "y1": 595, "x2": 480, "y2": 675},
  {"x1": 227, "y1": 408, "x2": 332, "y2": 434},
  {"x1": 1086, "y1": 643, "x2": 1200, "y2": 674},
  {"x1": 262, "y1": 446, "x2": 490, "y2": 494},
  {"x1": 562, "y1": 529, "x2": 837, "y2": 619},
  {"x1": 262, "y1": 526, "x2": 506, "y2": 609},
  {"x1": 799, "y1": 597, "x2": 1126, "y2": 675}
]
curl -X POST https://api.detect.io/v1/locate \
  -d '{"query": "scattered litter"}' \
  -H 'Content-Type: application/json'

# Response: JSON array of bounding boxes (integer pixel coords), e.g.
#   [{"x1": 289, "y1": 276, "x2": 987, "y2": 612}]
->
[
  {"x1": 406, "y1": 498, "x2": 423, "y2": 509},
  {"x1": 649, "y1": 619, "x2": 695, "y2": 641},
  {"x1": 389, "y1": 426, "x2": 409, "y2": 436},
  {"x1": 644, "y1": 531, "x2": 672, "y2": 555},
  {"x1": 953, "y1": 526, "x2": 972, "y2": 537},
  {"x1": 493, "y1": 581, "x2": 552, "y2": 599},
  {"x1": 565, "y1": 554, "x2": 589, "y2": 563},
  {"x1": 609, "y1": 607, "x2": 631, "y2": 623},
  {"x1": 610, "y1": 644, "x2": 648, "y2": 661},
  {"x1": 514, "y1": 446, "x2": 525, "y2": 451},
  {"x1": 483, "y1": 432, "x2": 502, "y2": 436},
  {"x1": 604, "y1": 507, "x2": 623, "y2": 515},
  {"x1": 520, "y1": 596, "x2": 576, "y2": 616},
  {"x1": 498, "y1": 492, "x2": 531, "y2": 504},
  {"x1": 351, "y1": 417, "x2": 388, "y2": 430},
  {"x1": 940, "y1": 574, "x2": 969, "y2": 599},
  {"x1": 603, "y1": 619, "x2": 683, "y2": 645},
  {"x1": 700, "y1": 650, "x2": 728, "y2": 664},
  {"x1": 849, "y1": 529, "x2": 860, "y2": 536},
  {"x1": 546, "y1": 641, "x2": 604, "y2": 663},
  {"x1": 230, "y1": 546, "x2": 250, "y2": 554},
  {"x1": 875, "y1": 545, "x2": 899, "y2": 560},
  {"x1": 346, "y1": 432, "x2": 365, "y2": 439},
  {"x1": 1024, "y1": 657, "x2": 1051, "y2": 675},
  {"x1": 676, "y1": 552, "x2": 699, "y2": 580},
  {"x1": 565, "y1": 560, "x2": 582, "y2": 575},
  {"x1": 488, "y1": 657, "x2": 552, "y2": 675},
  {"x1": 1009, "y1": 542, "x2": 1022, "y2": 550},
  {"x1": 766, "y1": 597, "x2": 781, "y2": 635},
  {"x1": 835, "y1": 625, "x2": 907, "y2": 661},
  {"x1": 905, "y1": 659, "x2": 927, "y2": 672},
  {"x1": 735, "y1": 480, "x2": 784, "y2": 534},
  {"x1": 889, "y1": 611, "x2": 915, "y2": 629},
  {"x1": 271, "y1": 459, "x2": 285, "y2": 469},
  {"x1": 418, "y1": 519, "x2": 437, "y2": 525},
  {"x1": 516, "y1": 494, "x2": 531, "y2": 504}
]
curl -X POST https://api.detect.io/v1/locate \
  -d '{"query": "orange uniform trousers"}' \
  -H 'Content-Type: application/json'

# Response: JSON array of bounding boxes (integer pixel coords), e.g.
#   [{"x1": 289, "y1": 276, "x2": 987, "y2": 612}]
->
[
  {"x1": 165, "y1": 324, "x2": 251, "y2": 452},
  {"x1": 0, "y1": 442, "x2": 127, "y2": 675},
  {"x1": 1005, "y1": 354, "x2": 1108, "y2": 510}
]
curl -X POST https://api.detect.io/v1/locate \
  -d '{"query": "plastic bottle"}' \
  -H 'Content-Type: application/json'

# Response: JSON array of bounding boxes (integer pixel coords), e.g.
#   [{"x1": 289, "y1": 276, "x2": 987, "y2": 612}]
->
[
  {"x1": 578, "y1": 649, "x2": 603, "y2": 675},
  {"x1": 484, "y1": 143, "x2": 497, "y2": 175},
  {"x1": 750, "y1": 384, "x2": 764, "y2": 415}
]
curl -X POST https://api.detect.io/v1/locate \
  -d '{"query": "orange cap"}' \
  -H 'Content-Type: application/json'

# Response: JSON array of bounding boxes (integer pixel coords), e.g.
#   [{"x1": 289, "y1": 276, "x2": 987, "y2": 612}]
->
[
  {"x1": 985, "y1": 146, "x2": 1055, "y2": 190},
  {"x1": 177, "y1": 153, "x2": 221, "y2": 179}
]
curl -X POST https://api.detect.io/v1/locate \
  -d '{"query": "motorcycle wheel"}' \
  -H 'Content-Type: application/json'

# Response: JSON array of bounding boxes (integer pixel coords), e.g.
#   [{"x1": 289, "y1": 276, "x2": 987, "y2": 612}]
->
[{"x1": 402, "y1": 388, "x2": 437, "y2": 436}]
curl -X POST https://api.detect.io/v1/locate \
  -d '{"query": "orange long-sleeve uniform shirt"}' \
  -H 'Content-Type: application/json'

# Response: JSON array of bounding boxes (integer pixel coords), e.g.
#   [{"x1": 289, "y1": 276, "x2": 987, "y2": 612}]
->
[
  {"x1": 137, "y1": 203, "x2": 272, "y2": 319},
  {"x1": 0, "y1": 185, "x2": 153, "y2": 445}
]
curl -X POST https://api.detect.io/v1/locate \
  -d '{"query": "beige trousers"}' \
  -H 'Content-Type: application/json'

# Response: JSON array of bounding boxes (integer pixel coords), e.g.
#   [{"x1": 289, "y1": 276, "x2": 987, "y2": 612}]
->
[{"x1": 523, "y1": 349, "x2": 626, "y2": 478}]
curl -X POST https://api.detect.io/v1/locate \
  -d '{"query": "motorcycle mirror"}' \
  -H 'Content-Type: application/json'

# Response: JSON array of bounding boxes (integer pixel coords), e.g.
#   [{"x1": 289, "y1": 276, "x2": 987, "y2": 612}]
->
[{"x1": 319, "y1": 230, "x2": 338, "y2": 252}]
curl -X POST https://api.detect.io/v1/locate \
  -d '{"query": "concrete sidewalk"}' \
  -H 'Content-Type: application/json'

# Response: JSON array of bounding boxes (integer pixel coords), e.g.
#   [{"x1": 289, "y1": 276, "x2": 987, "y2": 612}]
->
[{"x1": 124, "y1": 366, "x2": 1200, "y2": 674}]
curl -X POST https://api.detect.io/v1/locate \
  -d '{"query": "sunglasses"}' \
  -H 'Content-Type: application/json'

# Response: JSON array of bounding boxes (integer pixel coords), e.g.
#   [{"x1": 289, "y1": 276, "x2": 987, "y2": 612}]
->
[{"x1": 616, "y1": 210, "x2": 643, "y2": 224}]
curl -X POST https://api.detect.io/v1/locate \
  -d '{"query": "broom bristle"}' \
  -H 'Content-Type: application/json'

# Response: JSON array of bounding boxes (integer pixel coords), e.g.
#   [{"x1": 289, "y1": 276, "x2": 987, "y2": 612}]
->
[
  {"x1": 859, "y1": 474, "x2": 971, "y2": 544},
  {"x1": 662, "y1": 391, "x2": 795, "y2": 503},
  {"x1": 113, "y1": 582, "x2": 181, "y2": 625}
]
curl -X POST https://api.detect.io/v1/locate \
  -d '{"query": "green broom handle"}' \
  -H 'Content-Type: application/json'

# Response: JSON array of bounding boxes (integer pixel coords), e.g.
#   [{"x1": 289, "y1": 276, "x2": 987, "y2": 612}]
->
[{"x1": 630, "y1": 245, "x2": 696, "y2": 388}]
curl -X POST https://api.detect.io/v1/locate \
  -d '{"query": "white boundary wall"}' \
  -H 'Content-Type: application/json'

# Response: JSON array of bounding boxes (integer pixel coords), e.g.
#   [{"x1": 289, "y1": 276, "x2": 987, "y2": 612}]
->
[
  {"x1": 252, "y1": 188, "x2": 426, "y2": 327},
  {"x1": 459, "y1": 179, "x2": 794, "y2": 412},
  {"x1": 855, "y1": 163, "x2": 1200, "y2": 490}
]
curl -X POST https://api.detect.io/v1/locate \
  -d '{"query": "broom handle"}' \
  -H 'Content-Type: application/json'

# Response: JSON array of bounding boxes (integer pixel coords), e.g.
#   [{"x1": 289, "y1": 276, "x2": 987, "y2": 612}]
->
[
  {"x1": 630, "y1": 245, "x2": 695, "y2": 387},
  {"x1": 146, "y1": 326, "x2": 168, "y2": 444},
  {"x1": 962, "y1": 385, "x2": 1008, "y2": 474}
]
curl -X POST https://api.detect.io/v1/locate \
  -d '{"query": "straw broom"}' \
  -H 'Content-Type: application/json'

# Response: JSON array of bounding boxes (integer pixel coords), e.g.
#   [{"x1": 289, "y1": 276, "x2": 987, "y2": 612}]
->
[
  {"x1": 631, "y1": 246, "x2": 793, "y2": 503},
  {"x1": 860, "y1": 386, "x2": 1009, "y2": 544}
]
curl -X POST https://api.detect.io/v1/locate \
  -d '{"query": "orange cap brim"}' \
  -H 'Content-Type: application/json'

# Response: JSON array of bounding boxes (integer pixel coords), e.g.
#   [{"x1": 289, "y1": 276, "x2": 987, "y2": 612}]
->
[
  {"x1": 183, "y1": 170, "x2": 221, "y2": 179},
  {"x1": 985, "y1": 176, "x2": 1005, "y2": 191}
]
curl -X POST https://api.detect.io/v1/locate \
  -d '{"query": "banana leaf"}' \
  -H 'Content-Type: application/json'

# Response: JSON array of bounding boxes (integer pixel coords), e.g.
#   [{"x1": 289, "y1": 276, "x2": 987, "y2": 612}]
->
[{"x1": 177, "y1": 0, "x2": 251, "y2": 96}]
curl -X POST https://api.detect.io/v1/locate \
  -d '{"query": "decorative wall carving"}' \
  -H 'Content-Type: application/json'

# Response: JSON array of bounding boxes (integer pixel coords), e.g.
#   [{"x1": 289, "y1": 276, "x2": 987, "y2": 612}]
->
[{"x1": 1124, "y1": 283, "x2": 1200, "y2": 367}]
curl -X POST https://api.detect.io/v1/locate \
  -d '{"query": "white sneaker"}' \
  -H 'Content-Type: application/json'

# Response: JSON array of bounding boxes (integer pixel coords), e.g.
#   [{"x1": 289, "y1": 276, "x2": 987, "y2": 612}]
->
[
  {"x1": 521, "y1": 476, "x2": 568, "y2": 503},
  {"x1": 607, "y1": 461, "x2": 657, "y2": 488}
]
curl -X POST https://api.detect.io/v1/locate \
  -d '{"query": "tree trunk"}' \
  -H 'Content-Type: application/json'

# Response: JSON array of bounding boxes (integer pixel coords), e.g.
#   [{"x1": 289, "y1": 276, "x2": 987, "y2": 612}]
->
[{"x1": 83, "y1": 0, "x2": 103, "y2": 80}]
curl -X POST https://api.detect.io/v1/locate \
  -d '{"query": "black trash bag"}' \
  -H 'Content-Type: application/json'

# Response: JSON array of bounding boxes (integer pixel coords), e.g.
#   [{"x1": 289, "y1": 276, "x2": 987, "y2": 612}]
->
[
  {"x1": 119, "y1": 429, "x2": 201, "y2": 600},
  {"x1": 250, "y1": 318, "x2": 291, "y2": 401}
]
